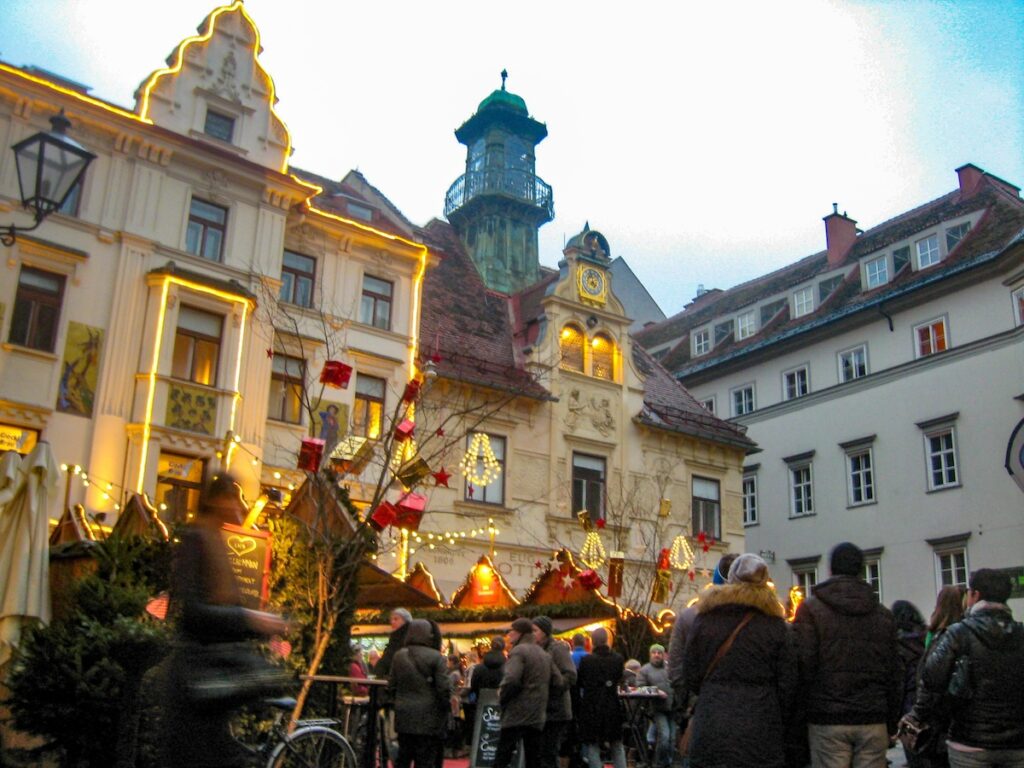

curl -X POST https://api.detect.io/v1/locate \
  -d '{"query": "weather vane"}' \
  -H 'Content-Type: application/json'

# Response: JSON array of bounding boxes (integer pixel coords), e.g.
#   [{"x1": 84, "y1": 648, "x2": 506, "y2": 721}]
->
[{"x1": 500, "y1": 69, "x2": 508, "y2": 91}]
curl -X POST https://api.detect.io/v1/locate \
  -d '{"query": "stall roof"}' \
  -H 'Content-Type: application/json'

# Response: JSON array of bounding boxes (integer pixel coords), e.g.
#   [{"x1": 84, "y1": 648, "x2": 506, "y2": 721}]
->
[
  {"x1": 356, "y1": 561, "x2": 441, "y2": 609},
  {"x1": 352, "y1": 616, "x2": 611, "y2": 639}
]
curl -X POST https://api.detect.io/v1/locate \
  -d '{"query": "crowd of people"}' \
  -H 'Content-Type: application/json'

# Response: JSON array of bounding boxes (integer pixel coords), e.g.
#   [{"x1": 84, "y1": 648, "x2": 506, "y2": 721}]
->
[{"x1": 371, "y1": 541, "x2": 1024, "y2": 768}]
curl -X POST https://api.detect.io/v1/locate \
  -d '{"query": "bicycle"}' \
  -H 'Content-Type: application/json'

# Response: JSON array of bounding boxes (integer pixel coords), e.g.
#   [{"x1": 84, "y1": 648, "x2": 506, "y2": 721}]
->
[{"x1": 233, "y1": 697, "x2": 359, "y2": 768}]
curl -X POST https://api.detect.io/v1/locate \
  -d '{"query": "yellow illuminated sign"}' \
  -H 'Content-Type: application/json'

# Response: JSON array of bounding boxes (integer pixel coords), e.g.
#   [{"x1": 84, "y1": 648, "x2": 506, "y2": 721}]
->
[{"x1": 0, "y1": 424, "x2": 39, "y2": 454}]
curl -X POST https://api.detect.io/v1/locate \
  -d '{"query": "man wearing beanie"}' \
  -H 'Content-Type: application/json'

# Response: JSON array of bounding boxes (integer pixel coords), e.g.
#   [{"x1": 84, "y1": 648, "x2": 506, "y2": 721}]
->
[
  {"x1": 636, "y1": 643, "x2": 674, "y2": 768},
  {"x1": 495, "y1": 617, "x2": 561, "y2": 768},
  {"x1": 577, "y1": 627, "x2": 628, "y2": 768},
  {"x1": 532, "y1": 616, "x2": 577, "y2": 768},
  {"x1": 793, "y1": 542, "x2": 900, "y2": 768}
]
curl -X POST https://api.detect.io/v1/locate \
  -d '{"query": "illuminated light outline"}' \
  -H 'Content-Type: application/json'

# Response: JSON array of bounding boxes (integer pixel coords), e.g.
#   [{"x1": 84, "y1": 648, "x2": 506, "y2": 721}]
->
[
  {"x1": 136, "y1": 1, "x2": 293, "y2": 173},
  {"x1": 136, "y1": 275, "x2": 253, "y2": 493},
  {"x1": 0, "y1": 63, "x2": 144, "y2": 123}
]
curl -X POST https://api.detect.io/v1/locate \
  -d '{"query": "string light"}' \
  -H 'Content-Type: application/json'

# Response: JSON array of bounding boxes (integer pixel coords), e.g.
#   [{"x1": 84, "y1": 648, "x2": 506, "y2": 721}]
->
[
  {"x1": 669, "y1": 534, "x2": 695, "y2": 570},
  {"x1": 579, "y1": 530, "x2": 607, "y2": 568},
  {"x1": 410, "y1": 518, "x2": 499, "y2": 548},
  {"x1": 459, "y1": 433, "x2": 501, "y2": 487}
]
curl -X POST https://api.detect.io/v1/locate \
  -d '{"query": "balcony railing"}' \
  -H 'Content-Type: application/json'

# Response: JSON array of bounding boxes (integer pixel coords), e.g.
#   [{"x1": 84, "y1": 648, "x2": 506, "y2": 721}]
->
[{"x1": 444, "y1": 169, "x2": 554, "y2": 220}]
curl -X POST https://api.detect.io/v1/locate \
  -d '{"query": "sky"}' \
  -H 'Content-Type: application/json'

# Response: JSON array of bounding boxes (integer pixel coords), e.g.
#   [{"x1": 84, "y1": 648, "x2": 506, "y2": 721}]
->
[{"x1": 1, "y1": 0, "x2": 1021, "y2": 316}]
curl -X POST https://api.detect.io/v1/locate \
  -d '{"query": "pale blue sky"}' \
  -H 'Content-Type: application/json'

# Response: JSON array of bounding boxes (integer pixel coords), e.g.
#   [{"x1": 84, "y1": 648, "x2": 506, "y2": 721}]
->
[{"x1": 1, "y1": 0, "x2": 1021, "y2": 315}]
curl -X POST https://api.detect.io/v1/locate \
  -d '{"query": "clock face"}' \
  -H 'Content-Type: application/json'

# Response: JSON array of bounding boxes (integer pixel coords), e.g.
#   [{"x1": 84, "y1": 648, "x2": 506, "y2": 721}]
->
[{"x1": 581, "y1": 267, "x2": 604, "y2": 296}]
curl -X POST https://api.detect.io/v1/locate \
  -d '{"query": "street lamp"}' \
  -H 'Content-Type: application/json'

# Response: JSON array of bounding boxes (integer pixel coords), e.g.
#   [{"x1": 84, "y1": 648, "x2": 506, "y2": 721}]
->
[{"x1": 2, "y1": 109, "x2": 95, "y2": 247}]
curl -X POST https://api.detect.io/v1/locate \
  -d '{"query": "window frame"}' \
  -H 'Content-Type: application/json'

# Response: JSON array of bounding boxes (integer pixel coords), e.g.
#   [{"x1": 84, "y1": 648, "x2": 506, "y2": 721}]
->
[
  {"x1": 590, "y1": 332, "x2": 616, "y2": 381},
  {"x1": 915, "y1": 233, "x2": 940, "y2": 269},
  {"x1": 692, "y1": 327, "x2": 711, "y2": 356},
  {"x1": 171, "y1": 305, "x2": 223, "y2": 387},
  {"x1": 691, "y1": 476, "x2": 722, "y2": 540},
  {"x1": 864, "y1": 557, "x2": 882, "y2": 600},
  {"x1": 352, "y1": 374, "x2": 386, "y2": 439},
  {"x1": 185, "y1": 197, "x2": 228, "y2": 262},
  {"x1": 789, "y1": 461, "x2": 814, "y2": 518},
  {"x1": 359, "y1": 273, "x2": 394, "y2": 331},
  {"x1": 572, "y1": 452, "x2": 606, "y2": 522},
  {"x1": 846, "y1": 447, "x2": 876, "y2": 506},
  {"x1": 735, "y1": 310, "x2": 756, "y2": 340},
  {"x1": 864, "y1": 255, "x2": 889, "y2": 289},
  {"x1": 792, "y1": 286, "x2": 814, "y2": 318},
  {"x1": 267, "y1": 353, "x2": 306, "y2": 424},
  {"x1": 559, "y1": 324, "x2": 586, "y2": 373},
  {"x1": 699, "y1": 396, "x2": 716, "y2": 415},
  {"x1": 935, "y1": 547, "x2": 969, "y2": 590},
  {"x1": 945, "y1": 222, "x2": 971, "y2": 252},
  {"x1": 914, "y1": 316, "x2": 948, "y2": 358},
  {"x1": 782, "y1": 365, "x2": 810, "y2": 401},
  {"x1": 8, "y1": 265, "x2": 66, "y2": 352},
  {"x1": 155, "y1": 451, "x2": 207, "y2": 526},
  {"x1": 203, "y1": 109, "x2": 236, "y2": 143},
  {"x1": 742, "y1": 473, "x2": 758, "y2": 527},
  {"x1": 923, "y1": 427, "x2": 960, "y2": 491},
  {"x1": 1012, "y1": 286, "x2": 1024, "y2": 326},
  {"x1": 838, "y1": 344, "x2": 868, "y2": 383},
  {"x1": 280, "y1": 250, "x2": 316, "y2": 309},
  {"x1": 464, "y1": 433, "x2": 507, "y2": 506},
  {"x1": 731, "y1": 384, "x2": 755, "y2": 417},
  {"x1": 792, "y1": 566, "x2": 818, "y2": 593}
]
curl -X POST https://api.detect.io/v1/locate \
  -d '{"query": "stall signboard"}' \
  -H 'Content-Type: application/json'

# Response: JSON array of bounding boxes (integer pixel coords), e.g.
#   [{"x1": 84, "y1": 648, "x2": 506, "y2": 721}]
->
[
  {"x1": 470, "y1": 689, "x2": 523, "y2": 768},
  {"x1": 0, "y1": 424, "x2": 38, "y2": 454},
  {"x1": 220, "y1": 523, "x2": 272, "y2": 609}
]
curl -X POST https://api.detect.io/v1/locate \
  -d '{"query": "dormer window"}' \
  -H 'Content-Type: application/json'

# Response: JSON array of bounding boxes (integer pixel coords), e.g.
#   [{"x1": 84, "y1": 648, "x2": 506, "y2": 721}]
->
[
  {"x1": 793, "y1": 287, "x2": 814, "y2": 318},
  {"x1": 203, "y1": 110, "x2": 235, "y2": 143},
  {"x1": 692, "y1": 328, "x2": 711, "y2": 356},
  {"x1": 760, "y1": 299, "x2": 787, "y2": 326},
  {"x1": 736, "y1": 311, "x2": 756, "y2": 340},
  {"x1": 347, "y1": 202, "x2": 374, "y2": 222},
  {"x1": 945, "y1": 222, "x2": 970, "y2": 251},
  {"x1": 893, "y1": 246, "x2": 911, "y2": 274},
  {"x1": 819, "y1": 275, "x2": 843, "y2": 302},
  {"x1": 916, "y1": 234, "x2": 940, "y2": 269},
  {"x1": 865, "y1": 256, "x2": 888, "y2": 289},
  {"x1": 714, "y1": 319, "x2": 734, "y2": 345}
]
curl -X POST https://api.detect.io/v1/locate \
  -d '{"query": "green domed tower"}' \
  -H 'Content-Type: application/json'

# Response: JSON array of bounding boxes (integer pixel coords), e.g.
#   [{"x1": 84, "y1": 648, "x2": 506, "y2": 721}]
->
[{"x1": 444, "y1": 71, "x2": 553, "y2": 294}]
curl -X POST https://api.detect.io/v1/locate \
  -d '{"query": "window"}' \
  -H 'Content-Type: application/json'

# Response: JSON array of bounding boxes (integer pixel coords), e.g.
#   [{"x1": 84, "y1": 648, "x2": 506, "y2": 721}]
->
[
  {"x1": 268, "y1": 354, "x2": 305, "y2": 424},
  {"x1": 171, "y1": 306, "x2": 221, "y2": 386},
  {"x1": 789, "y1": 462, "x2": 814, "y2": 517},
  {"x1": 735, "y1": 311, "x2": 756, "y2": 340},
  {"x1": 864, "y1": 558, "x2": 882, "y2": 599},
  {"x1": 915, "y1": 317, "x2": 948, "y2": 358},
  {"x1": 9, "y1": 266, "x2": 65, "y2": 352},
  {"x1": 892, "y1": 246, "x2": 911, "y2": 274},
  {"x1": 760, "y1": 299, "x2": 787, "y2": 326},
  {"x1": 185, "y1": 198, "x2": 227, "y2": 261},
  {"x1": 865, "y1": 256, "x2": 888, "y2": 289},
  {"x1": 591, "y1": 333, "x2": 615, "y2": 380},
  {"x1": 916, "y1": 234, "x2": 940, "y2": 269},
  {"x1": 1012, "y1": 287, "x2": 1024, "y2": 326},
  {"x1": 691, "y1": 476, "x2": 721, "y2": 540},
  {"x1": 280, "y1": 250, "x2": 315, "y2": 308},
  {"x1": 731, "y1": 385, "x2": 754, "y2": 416},
  {"x1": 783, "y1": 366, "x2": 809, "y2": 400},
  {"x1": 699, "y1": 397, "x2": 715, "y2": 415},
  {"x1": 465, "y1": 433, "x2": 506, "y2": 505},
  {"x1": 155, "y1": 451, "x2": 205, "y2": 525},
  {"x1": 847, "y1": 448, "x2": 875, "y2": 505},
  {"x1": 936, "y1": 548, "x2": 968, "y2": 588},
  {"x1": 819, "y1": 275, "x2": 843, "y2": 303},
  {"x1": 352, "y1": 374, "x2": 385, "y2": 439},
  {"x1": 792, "y1": 567, "x2": 818, "y2": 593},
  {"x1": 203, "y1": 110, "x2": 235, "y2": 142},
  {"x1": 347, "y1": 202, "x2": 374, "y2": 221},
  {"x1": 839, "y1": 345, "x2": 868, "y2": 382},
  {"x1": 714, "y1": 319, "x2": 734, "y2": 345},
  {"x1": 742, "y1": 474, "x2": 758, "y2": 526},
  {"x1": 692, "y1": 327, "x2": 711, "y2": 356},
  {"x1": 945, "y1": 222, "x2": 971, "y2": 251},
  {"x1": 572, "y1": 453, "x2": 606, "y2": 521},
  {"x1": 58, "y1": 180, "x2": 82, "y2": 216},
  {"x1": 793, "y1": 287, "x2": 814, "y2": 318},
  {"x1": 559, "y1": 325, "x2": 585, "y2": 372},
  {"x1": 924, "y1": 428, "x2": 959, "y2": 490},
  {"x1": 359, "y1": 275, "x2": 393, "y2": 330}
]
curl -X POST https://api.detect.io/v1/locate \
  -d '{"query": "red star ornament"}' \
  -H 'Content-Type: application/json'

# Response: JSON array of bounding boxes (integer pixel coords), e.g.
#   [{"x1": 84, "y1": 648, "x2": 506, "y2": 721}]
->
[
  {"x1": 534, "y1": 560, "x2": 543, "y2": 569},
  {"x1": 435, "y1": 427, "x2": 445, "y2": 437},
  {"x1": 467, "y1": 484, "x2": 474, "y2": 498},
  {"x1": 432, "y1": 467, "x2": 452, "y2": 488},
  {"x1": 266, "y1": 348, "x2": 274, "y2": 358},
  {"x1": 595, "y1": 518, "x2": 606, "y2": 529}
]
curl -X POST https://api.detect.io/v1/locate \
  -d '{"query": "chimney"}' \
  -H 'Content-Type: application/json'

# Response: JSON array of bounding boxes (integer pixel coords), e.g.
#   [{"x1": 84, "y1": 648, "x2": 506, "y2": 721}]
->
[
  {"x1": 956, "y1": 163, "x2": 984, "y2": 199},
  {"x1": 823, "y1": 203, "x2": 858, "y2": 268}
]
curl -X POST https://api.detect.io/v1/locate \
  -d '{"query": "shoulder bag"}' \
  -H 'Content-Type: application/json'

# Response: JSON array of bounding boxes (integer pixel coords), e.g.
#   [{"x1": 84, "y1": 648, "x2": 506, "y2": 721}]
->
[{"x1": 677, "y1": 611, "x2": 755, "y2": 757}]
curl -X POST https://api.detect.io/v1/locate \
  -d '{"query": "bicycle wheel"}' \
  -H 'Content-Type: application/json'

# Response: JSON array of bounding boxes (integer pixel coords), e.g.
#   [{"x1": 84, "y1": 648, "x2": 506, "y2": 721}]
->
[{"x1": 268, "y1": 725, "x2": 358, "y2": 768}]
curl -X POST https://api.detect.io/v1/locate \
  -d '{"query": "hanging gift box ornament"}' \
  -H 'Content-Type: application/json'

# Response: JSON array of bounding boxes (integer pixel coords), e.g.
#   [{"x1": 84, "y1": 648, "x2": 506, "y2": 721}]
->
[
  {"x1": 394, "y1": 419, "x2": 415, "y2": 443},
  {"x1": 659, "y1": 498, "x2": 672, "y2": 517},
  {"x1": 669, "y1": 534, "x2": 695, "y2": 571},
  {"x1": 369, "y1": 501, "x2": 398, "y2": 531},
  {"x1": 319, "y1": 360, "x2": 353, "y2": 389},
  {"x1": 578, "y1": 568, "x2": 603, "y2": 590},
  {"x1": 297, "y1": 437, "x2": 325, "y2": 472},
  {"x1": 579, "y1": 530, "x2": 607, "y2": 569},
  {"x1": 657, "y1": 547, "x2": 672, "y2": 571},
  {"x1": 651, "y1": 568, "x2": 672, "y2": 604},
  {"x1": 607, "y1": 551, "x2": 625, "y2": 598},
  {"x1": 576, "y1": 509, "x2": 594, "y2": 532},
  {"x1": 329, "y1": 435, "x2": 373, "y2": 475},
  {"x1": 395, "y1": 492, "x2": 426, "y2": 531},
  {"x1": 396, "y1": 456, "x2": 432, "y2": 489},
  {"x1": 402, "y1": 379, "x2": 422, "y2": 403}
]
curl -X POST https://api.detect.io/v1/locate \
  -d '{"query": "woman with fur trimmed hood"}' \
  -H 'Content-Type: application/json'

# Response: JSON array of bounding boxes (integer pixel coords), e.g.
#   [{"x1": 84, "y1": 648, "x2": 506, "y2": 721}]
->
[{"x1": 682, "y1": 553, "x2": 797, "y2": 768}]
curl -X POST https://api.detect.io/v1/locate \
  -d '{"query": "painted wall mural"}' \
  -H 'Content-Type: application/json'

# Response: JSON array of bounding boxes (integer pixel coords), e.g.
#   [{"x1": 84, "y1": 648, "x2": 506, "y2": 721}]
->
[
  {"x1": 56, "y1": 322, "x2": 104, "y2": 417},
  {"x1": 166, "y1": 383, "x2": 218, "y2": 434}
]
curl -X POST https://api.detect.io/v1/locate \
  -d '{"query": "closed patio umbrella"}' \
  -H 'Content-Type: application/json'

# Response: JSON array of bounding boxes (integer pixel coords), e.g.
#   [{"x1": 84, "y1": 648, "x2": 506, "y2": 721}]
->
[{"x1": 0, "y1": 442, "x2": 59, "y2": 667}]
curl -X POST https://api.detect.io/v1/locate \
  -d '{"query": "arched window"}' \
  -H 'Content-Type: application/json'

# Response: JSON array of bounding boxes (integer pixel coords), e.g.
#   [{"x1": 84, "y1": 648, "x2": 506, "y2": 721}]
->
[
  {"x1": 559, "y1": 324, "x2": 585, "y2": 372},
  {"x1": 591, "y1": 333, "x2": 615, "y2": 380}
]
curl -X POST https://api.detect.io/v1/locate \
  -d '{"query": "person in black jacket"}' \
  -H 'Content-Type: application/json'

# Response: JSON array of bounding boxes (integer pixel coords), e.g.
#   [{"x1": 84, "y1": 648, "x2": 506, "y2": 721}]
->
[
  {"x1": 793, "y1": 542, "x2": 900, "y2": 768},
  {"x1": 682, "y1": 553, "x2": 795, "y2": 768},
  {"x1": 908, "y1": 569, "x2": 1024, "y2": 767},
  {"x1": 376, "y1": 607, "x2": 413, "y2": 678},
  {"x1": 577, "y1": 626, "x2": 627, "y2": 768},
  {"x1": 470, "y1": 636, "x2": 507, "y2": 694},
  {"x1": 893, "y1": 600, "x2": 929, "y2": 768}
]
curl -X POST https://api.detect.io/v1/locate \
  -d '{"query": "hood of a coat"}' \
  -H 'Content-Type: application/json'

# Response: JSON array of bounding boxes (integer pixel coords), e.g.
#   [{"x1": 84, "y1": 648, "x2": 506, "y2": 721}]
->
[
  {"x1": 697, "y1": 582, "x2": 786, "y2": 618},
  {"x1": 964, "y1": 607, "x2": 1023, "y2": 650},
  {"x1": 811, "y1": 575, "x2": 879, "y2": 616},
  {"x1": 405, "y1": 618, "x2": 435, "y2": 647},
  {"x1": 483, "y1": 649, "x2": 505, "y2": 669}
]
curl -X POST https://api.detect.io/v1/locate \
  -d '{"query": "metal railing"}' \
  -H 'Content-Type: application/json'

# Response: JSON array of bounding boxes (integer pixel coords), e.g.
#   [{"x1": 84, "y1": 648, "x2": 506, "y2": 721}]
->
[{"x1": 444, "y1": 169, "x2": 553, "y2": 220}]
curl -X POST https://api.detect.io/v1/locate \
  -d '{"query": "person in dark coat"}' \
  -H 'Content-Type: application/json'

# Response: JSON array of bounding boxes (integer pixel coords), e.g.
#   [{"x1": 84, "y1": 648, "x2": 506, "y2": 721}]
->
[
  {"x1": 892, "y1": 600, "x2": 929, "y2": 767},
  {"x1": 793, "y1": 542, "x2": 901, "y2": 768},
  {"x1": 908, "y1": 569, "x2": 1024, "y2": 767},
  {"x1": 533, "y1": 615, "x2": 577, "y2": 768},
  {"x1": 471, "y1": 636, "x2": 507, "y2": 694},
  {"x1": 577, "y1": 626, "x2": 627, "y2": 768},
  {"x1": 495, "y1": 617, "x2": 559, "y2": 768},
  {"x1": 388, "y1": 619, "x2": 452, "y2": 768},
  {"x1": 682, "y1": 553, "x2": 795, "y2": 768},
  {"x1": 162, "y1": 475, "x2": 287, "y2": 768},
  {"x1": 376, "y1": 607, "x2": 413, "y2": 678}
]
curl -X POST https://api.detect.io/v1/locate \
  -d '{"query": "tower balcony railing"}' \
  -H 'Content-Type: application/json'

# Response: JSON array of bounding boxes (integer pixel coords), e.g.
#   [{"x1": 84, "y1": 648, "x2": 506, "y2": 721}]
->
[{"x1": 444, "y1": 169, "x2": 554, "y2": 220}]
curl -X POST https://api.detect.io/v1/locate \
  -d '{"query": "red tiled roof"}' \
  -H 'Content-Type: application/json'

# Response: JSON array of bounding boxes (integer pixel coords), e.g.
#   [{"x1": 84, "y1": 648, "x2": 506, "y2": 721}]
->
[{"x1": 289, "y1": 167, "x2": 414, "y2": 239}]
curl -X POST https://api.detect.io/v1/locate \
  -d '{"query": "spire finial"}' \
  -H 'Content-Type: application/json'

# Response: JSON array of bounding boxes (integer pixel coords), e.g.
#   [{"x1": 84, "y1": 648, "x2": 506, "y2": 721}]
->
[{"x1": 500, "y1": 69, "x2": 508, "y2": 91}]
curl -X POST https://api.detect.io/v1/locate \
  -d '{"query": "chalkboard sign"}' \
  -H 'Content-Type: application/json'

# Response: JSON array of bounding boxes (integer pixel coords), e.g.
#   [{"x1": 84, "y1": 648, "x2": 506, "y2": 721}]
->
[
  {"x1": 219, "y1": 523, "x2": 272, "y2": 610},
  {"x1": 470, "y1": 689, "x2": 523, "y2": 768}
]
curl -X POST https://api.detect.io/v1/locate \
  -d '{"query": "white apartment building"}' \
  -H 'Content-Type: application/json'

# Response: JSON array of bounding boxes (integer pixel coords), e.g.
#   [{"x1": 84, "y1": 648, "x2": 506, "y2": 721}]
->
[{"x1": 636, "y1": 165, "x2": 1024, "y2": 613}]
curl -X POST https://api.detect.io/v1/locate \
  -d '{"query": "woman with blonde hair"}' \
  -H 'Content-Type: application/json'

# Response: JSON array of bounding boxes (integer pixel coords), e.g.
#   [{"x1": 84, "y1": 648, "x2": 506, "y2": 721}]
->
[{"x1": 926, "y1": 586, "x2": 965, "y2": 648}]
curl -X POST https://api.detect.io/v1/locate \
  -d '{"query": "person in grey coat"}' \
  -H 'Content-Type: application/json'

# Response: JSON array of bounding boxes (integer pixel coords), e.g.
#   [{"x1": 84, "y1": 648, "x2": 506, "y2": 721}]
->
[
  {"x1": 637, "y1": 643, "x2": 674, "y2": 768},
  {"x1": 388, "y1": 619, "x2": 452, "y2": 768},
  {"x1": 495, "y1": 617, "x2": 561, "y2": 768},
  {"x1": 533, "y1": 615, "x2": 577, "y2": 768}
]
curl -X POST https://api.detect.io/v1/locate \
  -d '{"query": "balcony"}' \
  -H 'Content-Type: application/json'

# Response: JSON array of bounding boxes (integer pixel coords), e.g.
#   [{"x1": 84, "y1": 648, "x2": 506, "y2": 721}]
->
[{"x1": 444, "y1": 169, "x2": 554, "y2": 222}]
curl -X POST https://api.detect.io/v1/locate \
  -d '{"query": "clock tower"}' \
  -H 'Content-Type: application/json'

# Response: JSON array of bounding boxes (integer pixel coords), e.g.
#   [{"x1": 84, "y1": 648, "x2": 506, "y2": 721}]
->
[{"x1": 444, "y1": 72, "x2": 553, "y2": 294}]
